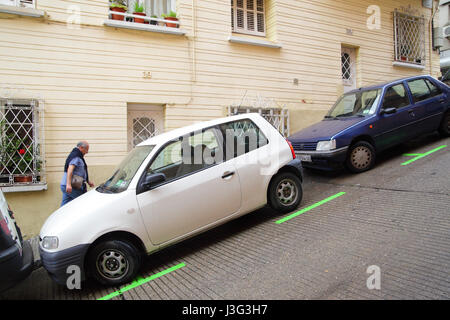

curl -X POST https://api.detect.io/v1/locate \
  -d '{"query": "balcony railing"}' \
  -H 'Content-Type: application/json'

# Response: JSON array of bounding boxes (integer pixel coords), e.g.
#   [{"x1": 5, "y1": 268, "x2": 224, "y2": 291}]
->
[
  {"x1": 0, "y1": 0, "x2": 36, "y2": 9},
  {"x1": 108, "y1": 10, "x2": 180, "y2": 28}
]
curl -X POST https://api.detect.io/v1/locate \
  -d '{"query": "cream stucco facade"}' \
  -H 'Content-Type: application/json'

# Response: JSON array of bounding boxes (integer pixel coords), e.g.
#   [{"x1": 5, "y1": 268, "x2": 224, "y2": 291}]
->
[{"x1": 0, "y1": 0, "x2": 442, "y2": 237}]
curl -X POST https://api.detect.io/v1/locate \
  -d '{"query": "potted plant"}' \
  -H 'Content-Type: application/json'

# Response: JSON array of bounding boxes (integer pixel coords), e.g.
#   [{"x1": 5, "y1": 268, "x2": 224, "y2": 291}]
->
[
  {"x1": 150, "y1": 15, "x2": 158, "y2": 25},
  {"x1": 110, "y1": 0, "x2": 128, "y2": 21},
  {"x1": 133, "y1": 1, "x2": 146, "y2": 24},
  {"x1": 162, "y1": 11, "x2": 179, "y2": 28}
]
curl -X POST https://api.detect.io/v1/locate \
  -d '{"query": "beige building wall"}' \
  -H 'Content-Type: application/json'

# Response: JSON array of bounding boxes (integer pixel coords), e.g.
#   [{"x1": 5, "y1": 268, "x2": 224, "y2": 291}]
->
[{"x1": 0, "y1": 0, "x2": 442, "y2": 237}]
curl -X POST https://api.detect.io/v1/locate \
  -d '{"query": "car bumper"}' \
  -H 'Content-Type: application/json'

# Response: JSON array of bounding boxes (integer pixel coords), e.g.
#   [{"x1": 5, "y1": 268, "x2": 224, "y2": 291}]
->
[
  {"x1": 0, "y1": 240, "x2": 34, "y2": 292},
  {"x1": 295, "y1": 146, "x2": 349, "y2": 170},
  {"x1": 39, "y1": 243, "x2": 90, "y2": 285}
]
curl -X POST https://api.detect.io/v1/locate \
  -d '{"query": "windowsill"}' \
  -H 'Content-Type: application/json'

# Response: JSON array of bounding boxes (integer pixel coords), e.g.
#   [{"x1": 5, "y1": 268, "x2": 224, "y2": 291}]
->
[
  {"x1": 1, "y1": 183, "x2": 47, "y2": 193},
  {"x1": 104, "y1": 19, "x2": 186, "y2": 36},
  {"x1": 228, "y1": 35, "x2": 282, "y2": 49},
  {"x1": 393, "y1": 61, "x2": 426, "y2": 70},
  {"x1": 0, "y1": 4, "x2": 45, "y2": 18}
]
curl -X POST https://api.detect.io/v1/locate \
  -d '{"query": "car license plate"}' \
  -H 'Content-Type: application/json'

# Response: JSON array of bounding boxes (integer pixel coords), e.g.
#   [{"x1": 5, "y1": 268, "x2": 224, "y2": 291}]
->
[{"x1": 299, "y1": 154, "x2": 312, "y2": 162}]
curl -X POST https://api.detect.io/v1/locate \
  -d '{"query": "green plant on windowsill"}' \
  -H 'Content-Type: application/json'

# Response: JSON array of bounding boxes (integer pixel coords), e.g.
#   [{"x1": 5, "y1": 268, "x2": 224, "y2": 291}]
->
[
  {"x1": 161, "y1": 11, "x2": 179, "y2": 28},
  {"x1": 109, "y1": 0, "x2": 128, "y2": 11},
  {"x1": 161, "y1": 10, "x2": 177, "y2": 19},
  {"x1": 134, "y1": 1, "x2": 145, "y2": 13}
]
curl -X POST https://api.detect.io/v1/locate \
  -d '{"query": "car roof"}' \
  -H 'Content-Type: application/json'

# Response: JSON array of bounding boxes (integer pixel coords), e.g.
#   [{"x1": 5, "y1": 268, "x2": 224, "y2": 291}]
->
[
  {"x1": 137, "y1": 113, "x2": 263, "y2": 147},
  {"x1": 346, "y1": 75, "x2": 435, "y2": 94}
]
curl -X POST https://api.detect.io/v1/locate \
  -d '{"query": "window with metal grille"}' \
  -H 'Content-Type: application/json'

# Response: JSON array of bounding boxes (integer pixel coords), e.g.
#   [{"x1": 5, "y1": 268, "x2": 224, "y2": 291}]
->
[
  {"x1": 132, "y1": 117, "x2": 158, "y2": 148},
  {"x1": 228, "y1": 106, "x2": 289, "y2": 137},
  {"x1": 231, "y1": 0, "x2": 266, "y2": 36},
  {"x1": 393, "y1": 10, "x2": 426, "y2": 65},
  {"x1": 0, "y1": 100, "x2": 45, "y2": 188}
]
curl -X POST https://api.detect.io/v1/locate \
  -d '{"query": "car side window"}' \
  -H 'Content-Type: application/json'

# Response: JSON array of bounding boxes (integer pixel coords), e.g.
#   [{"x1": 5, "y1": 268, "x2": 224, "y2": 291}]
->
[
  {"x1": 424, "y1": 79, "x2": 442, "y2": 98},
  {"x1": 407, "y1": 79, "x2": 432, "y2": 103},
  {"x1": 147, "y1": 127, "x2": 223, "y2": 187},
  {"x1": 382, "y1": 84, "x2": 410, "y2": 110},
  {"x1": 219, "y1": 119, "x2": 268, "y2": 161}
]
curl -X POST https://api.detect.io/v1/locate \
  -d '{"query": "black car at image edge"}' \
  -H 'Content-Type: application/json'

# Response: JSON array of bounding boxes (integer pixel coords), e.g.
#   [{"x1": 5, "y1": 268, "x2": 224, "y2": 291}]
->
[{"x1": 0, "y1": 189, "x2": 34, "y2": 293}]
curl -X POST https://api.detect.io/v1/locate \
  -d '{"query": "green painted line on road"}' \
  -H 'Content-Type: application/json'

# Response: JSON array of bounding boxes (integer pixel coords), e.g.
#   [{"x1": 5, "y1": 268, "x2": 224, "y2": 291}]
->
[
  {"x1": 98, "y1": 262, "x2": 186, "y2": 300},
  {"x1": 275, "y1": 192, "x2": 346, "y2": 225},
  {"x1": 401, "y1": 145, "x2": 447, "y2": 166}
]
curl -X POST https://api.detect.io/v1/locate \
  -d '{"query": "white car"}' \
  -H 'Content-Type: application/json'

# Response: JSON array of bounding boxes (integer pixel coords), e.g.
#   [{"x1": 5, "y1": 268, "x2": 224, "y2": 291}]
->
[{"x1": 40, "y1": 114, "x2": 303, "y2": 286}]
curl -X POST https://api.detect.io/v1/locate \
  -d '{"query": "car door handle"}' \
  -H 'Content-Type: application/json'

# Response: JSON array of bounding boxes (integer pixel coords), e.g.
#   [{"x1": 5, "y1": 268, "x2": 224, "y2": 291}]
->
[
  {"x1": 439, "y1": 98, "x2": 445, "y2": 103},
  {"x1": 222, "y1": 171, "x2": 235, "y2": 179}
]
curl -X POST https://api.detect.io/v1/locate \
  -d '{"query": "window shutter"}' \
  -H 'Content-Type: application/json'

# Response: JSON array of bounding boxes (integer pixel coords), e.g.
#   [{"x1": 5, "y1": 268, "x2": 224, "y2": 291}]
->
[{"x1": 232, "y1": 0, "x2": 265, "y2": 36}]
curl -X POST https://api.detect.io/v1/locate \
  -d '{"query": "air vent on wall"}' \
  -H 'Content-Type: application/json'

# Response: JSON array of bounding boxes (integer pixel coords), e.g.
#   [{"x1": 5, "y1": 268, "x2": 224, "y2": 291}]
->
[{"x1": 444, "y1": 26, "x2": 450, "y2": 39}]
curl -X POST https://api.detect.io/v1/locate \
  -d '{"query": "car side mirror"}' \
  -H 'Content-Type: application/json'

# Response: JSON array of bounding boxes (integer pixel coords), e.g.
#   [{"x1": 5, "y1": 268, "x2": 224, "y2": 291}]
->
[
  {"x1": 381, "y1": 107, "x2": 397, "y2": 115},
  {"x1": 143, "y1": 173, "x2": 166, "y2": 189}
]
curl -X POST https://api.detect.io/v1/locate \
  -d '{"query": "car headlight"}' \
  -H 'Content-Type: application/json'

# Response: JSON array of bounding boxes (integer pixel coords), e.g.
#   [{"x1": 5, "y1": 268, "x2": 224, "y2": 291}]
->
[
  {"x1": 42, "y1": 236, "x2": 59, "y2": 250},
  {"x1": 316, "y1": 139, "x2": 336, "y2": 151}
]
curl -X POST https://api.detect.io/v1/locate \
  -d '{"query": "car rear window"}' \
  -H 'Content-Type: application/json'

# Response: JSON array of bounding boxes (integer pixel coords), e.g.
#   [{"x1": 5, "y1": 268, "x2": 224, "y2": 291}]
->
[
  {"x1": 424, "y1": 79, "x2": 442, "y2": 98},
  {"x1": 219, "y1": 119, "x2": 268, "y2": 160},
  {"x1": 408, "y1": 79, "x2": 432, "y2": 103},
  {"x1": 382, "y1": 84, "x2": 410, "y2": 109}
]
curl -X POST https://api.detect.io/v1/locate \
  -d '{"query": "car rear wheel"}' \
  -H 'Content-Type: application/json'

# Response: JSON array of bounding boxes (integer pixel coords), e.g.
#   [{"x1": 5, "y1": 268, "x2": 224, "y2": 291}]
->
[
  {"x1": 346, "y1": 141, "x2": 376, "y2": 173},
  {"x1": 87, "y1": 239, "x2": 141, "y2": 286},
  {"x1": 268, "y1": 172, "x2": 303, "y2": 213},
  {"x1": 438, "y1": 112, "x2": 450, "y2": 137}
]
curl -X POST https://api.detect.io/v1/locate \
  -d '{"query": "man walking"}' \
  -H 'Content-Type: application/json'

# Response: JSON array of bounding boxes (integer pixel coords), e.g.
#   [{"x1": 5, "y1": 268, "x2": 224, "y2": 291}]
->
[{"x1": 60, "y1": 141, "x2": 94, "y2": 207}]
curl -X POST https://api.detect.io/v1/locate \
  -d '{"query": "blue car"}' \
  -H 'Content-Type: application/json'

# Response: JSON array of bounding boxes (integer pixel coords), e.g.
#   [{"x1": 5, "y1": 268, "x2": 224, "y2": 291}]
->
[{"x1": 288, "y1": 75, "x2": 450, "y2": 173}]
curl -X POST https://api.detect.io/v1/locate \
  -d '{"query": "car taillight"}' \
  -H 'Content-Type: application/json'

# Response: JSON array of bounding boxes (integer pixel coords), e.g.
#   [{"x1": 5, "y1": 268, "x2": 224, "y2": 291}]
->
[
  {"x1": 0, "y1": 217, "x2": 11, "y2": 236},
  {"x1": 286, "y1": 139, "x2": 296, "y2": 160}
]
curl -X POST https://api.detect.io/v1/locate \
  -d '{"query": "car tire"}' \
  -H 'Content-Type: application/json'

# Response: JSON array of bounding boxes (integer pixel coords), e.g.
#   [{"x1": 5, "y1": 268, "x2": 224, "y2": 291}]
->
[
  {"x1": 87, "y1": 239, "x2": 142, "y2": 286},
  {"x1": 346, "y1": 141, "x2": 376, "y2": 173},
  {"x1": 438, "y1": 112, "x2": 450, "y2": 137},
  {"x1": 268, "y1": 172, "x2": 303, "y2": 213}
]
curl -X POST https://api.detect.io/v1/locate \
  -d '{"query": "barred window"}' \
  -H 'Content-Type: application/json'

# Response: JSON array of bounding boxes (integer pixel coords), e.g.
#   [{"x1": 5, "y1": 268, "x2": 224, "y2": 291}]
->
[
  {"x1": 0, "y1": 100, "x2": 45, "y2": 189},
  {"x1": 393, "y1": 10, "x2": 426, "y2": 65},
  {"x1": 231, "y1": 0, "x2": 266, "y2": 36}
]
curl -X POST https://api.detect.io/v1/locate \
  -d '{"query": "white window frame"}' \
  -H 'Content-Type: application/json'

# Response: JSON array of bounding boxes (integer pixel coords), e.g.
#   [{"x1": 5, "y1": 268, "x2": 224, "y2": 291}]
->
[
  {"x1": 231, "y1": 0, "x2": 266, "y2": 37},
  {"x1": 0, "y1": 0, "x2": 35, "y2": 8},
  {"x1": 0, "y1": 99, "x2": 46, "y2": 192}
]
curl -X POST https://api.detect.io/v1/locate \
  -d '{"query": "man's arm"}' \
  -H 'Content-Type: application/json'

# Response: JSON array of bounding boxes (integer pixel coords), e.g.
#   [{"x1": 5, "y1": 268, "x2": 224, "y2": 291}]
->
[{"x1": 66, "y1": 164, "x2": 75, "y2": 194}]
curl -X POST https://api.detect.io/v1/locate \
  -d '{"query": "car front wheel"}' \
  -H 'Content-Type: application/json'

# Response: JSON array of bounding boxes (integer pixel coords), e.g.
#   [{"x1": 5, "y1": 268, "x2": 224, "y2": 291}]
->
[
  {"x1": 87, "y1": 239, "x2": 141, "y2": 286},
  {"x1": 268, "y1": 172, "x2": 303, "y2": 213},
  {"x1": 346, "y1": 141, "x2": 376, "y2": 173}
]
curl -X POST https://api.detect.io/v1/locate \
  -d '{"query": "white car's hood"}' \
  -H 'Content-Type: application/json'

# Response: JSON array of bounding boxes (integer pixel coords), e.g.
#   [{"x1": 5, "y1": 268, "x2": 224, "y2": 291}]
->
[{"x1": 40, "y1": 188, "x2": 139, "y2": 250}]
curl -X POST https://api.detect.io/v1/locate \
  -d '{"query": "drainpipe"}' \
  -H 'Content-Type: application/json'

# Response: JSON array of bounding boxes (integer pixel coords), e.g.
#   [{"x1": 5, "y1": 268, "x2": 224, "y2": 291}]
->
[
  {"x1": 191, "y1": 0, "x2": 197, "y2": 83},
  {"x1": 184, "y1": 0, "x2": 197, "y2": 106},
  {"x1": 429, "y1": 0, "x2": 439, "y2": 75}
]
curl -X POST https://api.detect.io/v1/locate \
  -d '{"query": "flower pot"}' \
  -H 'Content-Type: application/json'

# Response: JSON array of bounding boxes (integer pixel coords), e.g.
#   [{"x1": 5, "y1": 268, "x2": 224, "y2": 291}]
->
[
  {"x1": 134, "y1": 12, "x2": 146, "y2": 23},
  {"x1": 111, "y1": 7, "x2": 126, "y2": 21},
  {"x1": 164, "y1": 17, "x2": 179, "y2": 28},
  {"x1": 14, "y1": 175, "x2": 32, "y2": 183}
]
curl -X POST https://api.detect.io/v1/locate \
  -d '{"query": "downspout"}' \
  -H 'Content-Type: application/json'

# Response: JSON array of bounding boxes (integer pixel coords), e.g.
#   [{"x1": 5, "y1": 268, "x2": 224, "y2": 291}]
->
[
  {"x1": 184, "y1": 0, "x2": 197, "y2": 106},
  {"x1": 191, "y1": 0, "x2": 197, "y2": 83},
  {"x1": 429, "y1": 0, "x2": 439, "y2": 75}
]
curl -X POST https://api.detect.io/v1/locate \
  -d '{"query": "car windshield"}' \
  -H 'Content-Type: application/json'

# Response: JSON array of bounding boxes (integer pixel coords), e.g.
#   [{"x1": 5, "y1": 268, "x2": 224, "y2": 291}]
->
[
  {"x1": 326, "y1": 89, "x2": 382, "y2": 118},
  {"x1": 97, "y1": 145, "x2": 155, "y2": 194}
]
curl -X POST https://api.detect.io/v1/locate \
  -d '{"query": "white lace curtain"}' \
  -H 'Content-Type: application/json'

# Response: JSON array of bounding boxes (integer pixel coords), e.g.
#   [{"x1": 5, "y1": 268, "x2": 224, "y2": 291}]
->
[{"x1": 128, "y1": 0, "x2": 176, "y2": 17}]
